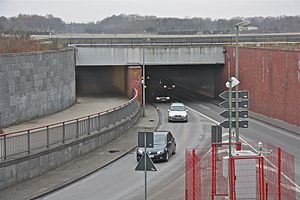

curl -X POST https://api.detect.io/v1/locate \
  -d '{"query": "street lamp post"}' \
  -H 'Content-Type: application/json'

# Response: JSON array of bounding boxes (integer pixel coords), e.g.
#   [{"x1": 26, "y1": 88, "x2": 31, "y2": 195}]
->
[
  {"x1": 142, "y1": 40, "x2": 146, "y2": 117},
  {"x1": 142, "y1": 38, "x2": 150, "y2": 117},
  {"x1": 234, "y1": 20, "x2": 251, "y2": 143}
]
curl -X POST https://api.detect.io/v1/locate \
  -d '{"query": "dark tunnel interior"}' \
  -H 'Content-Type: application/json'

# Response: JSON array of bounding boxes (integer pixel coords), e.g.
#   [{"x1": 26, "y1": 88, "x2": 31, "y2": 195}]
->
[
  {"x1": 76, "y1": 66, "x2": 126, "y2": 97},
  {"x1": 76, "y1": 64, "x2": 224, "y2": 101},
  {"x1": 145, "y1": 64, "x2": 224, "y2": 103}
]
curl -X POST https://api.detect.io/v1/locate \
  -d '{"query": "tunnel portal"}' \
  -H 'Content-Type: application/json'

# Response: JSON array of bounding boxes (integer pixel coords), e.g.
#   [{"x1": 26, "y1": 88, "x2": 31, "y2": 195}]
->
[
  {"x1": 145, "y1": 64, "x2": 224, "y2": 102},
  {"x1": 76, "y1": 64, "x2": 224, "y2": 102}
]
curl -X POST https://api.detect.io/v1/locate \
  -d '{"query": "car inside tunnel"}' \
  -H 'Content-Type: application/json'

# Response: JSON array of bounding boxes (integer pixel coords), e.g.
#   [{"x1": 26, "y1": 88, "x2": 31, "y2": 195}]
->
[
  {"x1": 145, "y1": 64, "x2": 224, "y2": 103},
  {"x1": 76, "y1": 64, "x2": 224, "y2": 102}
]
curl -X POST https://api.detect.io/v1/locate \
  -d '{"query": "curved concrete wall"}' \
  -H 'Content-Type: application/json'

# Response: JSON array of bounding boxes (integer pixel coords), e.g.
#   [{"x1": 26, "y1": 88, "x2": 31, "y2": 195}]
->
[{"x1": 0, "y1": 49, "x2": 76, "y2": 127}]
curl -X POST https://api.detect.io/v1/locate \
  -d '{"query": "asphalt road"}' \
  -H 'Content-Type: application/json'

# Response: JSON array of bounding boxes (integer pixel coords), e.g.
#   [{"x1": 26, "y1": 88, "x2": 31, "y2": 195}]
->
[
  {"x1": 41, "y1": 102, "x2": 215, "y2": 200},
  {"x1": 41, "y1": 98, "x2": 300, "y2": 200}
]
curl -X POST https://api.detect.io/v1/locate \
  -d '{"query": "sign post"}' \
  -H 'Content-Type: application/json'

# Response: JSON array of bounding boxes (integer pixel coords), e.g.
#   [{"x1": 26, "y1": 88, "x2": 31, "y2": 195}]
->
[
  {"x1": 219, "y1": 90, "x2": 249, "y2": 131},
  {"x1": 144, "y1": 132, "x2": 147, "y2": 200},
  {"x1": 135, "y1": 132, "x2": 156, "y2": 200}
]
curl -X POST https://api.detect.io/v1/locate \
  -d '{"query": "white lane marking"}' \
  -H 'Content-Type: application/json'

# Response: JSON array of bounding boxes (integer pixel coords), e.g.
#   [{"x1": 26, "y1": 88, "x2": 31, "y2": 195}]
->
[
  {"x1": 187, "y1": 106, "x2": 219, "y2": 125},
  {"x1": 199, "y1": 104, "x2": 210, "y2": 110}
]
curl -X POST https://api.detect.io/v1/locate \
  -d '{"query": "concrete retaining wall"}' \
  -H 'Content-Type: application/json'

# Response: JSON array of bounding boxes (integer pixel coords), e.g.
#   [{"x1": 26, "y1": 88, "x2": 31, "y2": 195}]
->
[
  {"x1": 0, "y1": 49, "x2": 76, "y2": 127},
  {"x1": 0, "y1": 107, "x2": 141, "y2": 190},
  {"x1": 224, "y1": 47, "x2": 300, "y2": 130}
]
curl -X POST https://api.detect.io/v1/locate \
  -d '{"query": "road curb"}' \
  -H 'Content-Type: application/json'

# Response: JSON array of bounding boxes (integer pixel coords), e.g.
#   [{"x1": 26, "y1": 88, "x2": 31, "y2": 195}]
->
[{"x1": 29, "y1": 145, "x2": 138, "y2": 200}]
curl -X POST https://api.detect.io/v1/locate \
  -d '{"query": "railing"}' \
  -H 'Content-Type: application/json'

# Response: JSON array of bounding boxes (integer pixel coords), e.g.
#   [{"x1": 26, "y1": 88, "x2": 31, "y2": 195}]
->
[
  {"x1": 0, "y1": 89, "x2": 140, "y2": 160},
  {"x1": 57, "y1": 33, "x2": 300, "y2": 46}
]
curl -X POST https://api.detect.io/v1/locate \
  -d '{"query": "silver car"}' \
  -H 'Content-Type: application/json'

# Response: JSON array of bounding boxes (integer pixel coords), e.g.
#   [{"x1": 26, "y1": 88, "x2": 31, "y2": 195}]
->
[{"x1": 168, "y1": 103, "x2": 188, "y2": 122}]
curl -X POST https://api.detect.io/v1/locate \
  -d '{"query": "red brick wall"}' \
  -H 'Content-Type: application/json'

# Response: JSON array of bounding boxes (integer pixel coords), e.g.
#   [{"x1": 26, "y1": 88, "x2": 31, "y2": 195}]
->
[
  {"x1": 224, "y1": 47, "x2": 300, "y2": 127},
  {"x1": 127, "y1": 66, "x2": 142, "y2": 103}
]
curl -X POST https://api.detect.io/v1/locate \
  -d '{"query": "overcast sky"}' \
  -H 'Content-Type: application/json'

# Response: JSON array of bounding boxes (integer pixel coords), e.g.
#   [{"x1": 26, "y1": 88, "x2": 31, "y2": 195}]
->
[{"x1": 0, "y1": 0, "x2": 299, "y2": 23}]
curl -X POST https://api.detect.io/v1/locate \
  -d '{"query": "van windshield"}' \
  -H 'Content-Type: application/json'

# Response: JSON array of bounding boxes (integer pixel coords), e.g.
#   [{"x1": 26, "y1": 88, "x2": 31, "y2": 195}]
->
[{"x1": 170, "y1": 106, "x2": 185, "y2": 111}]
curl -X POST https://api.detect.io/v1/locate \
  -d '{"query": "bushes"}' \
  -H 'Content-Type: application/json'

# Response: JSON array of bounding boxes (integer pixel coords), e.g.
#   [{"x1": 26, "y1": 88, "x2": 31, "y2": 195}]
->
[{"x1": 0, "y1": 34, "x2": 46, "y2": 54}]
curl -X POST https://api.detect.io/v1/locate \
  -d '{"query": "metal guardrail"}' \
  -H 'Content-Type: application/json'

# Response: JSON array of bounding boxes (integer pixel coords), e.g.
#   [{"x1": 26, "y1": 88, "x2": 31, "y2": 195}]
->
[
  {"x1": 53, "y1": 33, "x2": 300, "y2": 46},
  {"x1": 0, "y1": 89, "x2": 140, "y2": 160}
]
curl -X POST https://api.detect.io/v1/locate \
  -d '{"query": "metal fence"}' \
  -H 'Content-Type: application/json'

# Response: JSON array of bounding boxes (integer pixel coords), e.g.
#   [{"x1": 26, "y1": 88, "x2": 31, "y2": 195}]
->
[
  {"x1": 185, "y1": 142, "x2": 296, "y2": 200},
  {"x1": 0, "y1": 89, "x2": 140, "y2": 160}
]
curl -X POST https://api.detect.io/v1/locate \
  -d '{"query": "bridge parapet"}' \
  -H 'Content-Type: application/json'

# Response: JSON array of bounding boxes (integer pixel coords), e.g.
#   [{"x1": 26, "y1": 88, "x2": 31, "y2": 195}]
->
[{"x1": 75, "y1": 45, "x2": 224, "y2": 66}]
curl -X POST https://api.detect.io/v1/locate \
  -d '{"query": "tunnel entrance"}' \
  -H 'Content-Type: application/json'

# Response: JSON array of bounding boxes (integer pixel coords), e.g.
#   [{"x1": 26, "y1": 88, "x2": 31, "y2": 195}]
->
[
  {"x1": 76, "y1": 66, "x2": 127, "y2": 97},
  {"x1": 76, "y1": 64, "x2": 224, "y2": 102},
  {"x1": 145, "y1": 64, "x2": 224, "y2": 102}
]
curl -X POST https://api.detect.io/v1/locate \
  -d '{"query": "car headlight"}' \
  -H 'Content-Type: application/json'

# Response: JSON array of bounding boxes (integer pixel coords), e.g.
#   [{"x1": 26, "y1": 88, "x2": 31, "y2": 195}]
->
[
  {"x1": 166, "y1": 97, "x2": 170, "y2": 100},
  {"x1": 156, "y1": 97, "x2": 160, "y2": 100},
  {"x1": 172, "y1": 85, "x2": 175, "y2": 88},
  {"x1": 157, "y1": 150, "x2": 165, "y2": 155},
  {"x1": 138, "y1": 149, "x2": 144, "y2": 154},
  {"x1": 164, "y1": 85, "x2": 167, "y2": 88}
]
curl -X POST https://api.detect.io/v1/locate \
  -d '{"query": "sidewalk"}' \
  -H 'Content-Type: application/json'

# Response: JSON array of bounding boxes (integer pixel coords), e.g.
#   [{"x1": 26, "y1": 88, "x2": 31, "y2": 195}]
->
[
  {"x1": 0, "y1": 103, "x2": 159, "y2": 200},
  {"x1": 3, "y1": 96, "x2": 128, "y2": 133}
]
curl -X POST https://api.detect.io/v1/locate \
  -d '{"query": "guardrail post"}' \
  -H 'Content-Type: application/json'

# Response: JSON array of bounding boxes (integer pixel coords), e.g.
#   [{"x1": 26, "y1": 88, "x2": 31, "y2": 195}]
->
[
  {"x1": 46, "y1": 126, "x2": 49, "y2": 148},
  {"x1": 27, "y1": 130, "x2": 30, "y2": 154},
  {"x1": 76, "y1": 119, "x2": 79, "y2": 138},
  {"x1": 106, "y1": 111, "x2": 109, "y2": 128},
  {"x1": 113, "y1": 108, "x2": 116, "y2": 124},
  {"x1": 88, "y1": 116, "x2": 90, "y2": 135},
  {"x1": 62, "y1": 122, "x2": 65, "y2": 143},
  {"x1": 98, "y1": 113, "x2": 101, "y2": 131},
  {"x1": 3, "y1": 135, "x2": 7, "y2": 160}
]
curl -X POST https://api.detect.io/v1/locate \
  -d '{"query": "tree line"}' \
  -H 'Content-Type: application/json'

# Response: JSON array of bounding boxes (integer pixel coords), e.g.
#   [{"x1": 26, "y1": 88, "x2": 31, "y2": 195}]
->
[{"x1": 0, "y1": 14, "x2": 299, "y2": 35}]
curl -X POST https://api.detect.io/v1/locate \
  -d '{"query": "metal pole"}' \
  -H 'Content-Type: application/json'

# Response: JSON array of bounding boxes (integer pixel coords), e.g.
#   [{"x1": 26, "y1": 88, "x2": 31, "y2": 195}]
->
[
  {"x1": 227, "y1": 52, "x2": 231, "y2": 80},
  {"x1": 3, "y1": 135, "x2": 7, "y2": 160},
  {"x1": 278, "y1": 147, "x2": 281, "y2": 200},
  {"x1": 228, "y1": 78, "x2": 233, "y2": 200},
  {"x1": 211, "y1": 144, "x2": 215, "y2": 200},
  {"x1": 235, "y1": 26, "x2": 240, "y2": 143},
  {"x1": 192, "y1": 149, "x2": 196, "y2": 200},
  {"x1": 142, "y1": 40, "x2": 146, "y2": 117},
  {"x1": 46, "y1": 126, "x2": 49, "y2": 148},
  {"x1": 261, "y1": 157, "x2": 265, "y2": 200},
  {"x1": 144, "y1": 132, "x2": 147, "y2": 200},
  {"x1": 62, "y1": 122, "x2": 65, "y2": 143}
]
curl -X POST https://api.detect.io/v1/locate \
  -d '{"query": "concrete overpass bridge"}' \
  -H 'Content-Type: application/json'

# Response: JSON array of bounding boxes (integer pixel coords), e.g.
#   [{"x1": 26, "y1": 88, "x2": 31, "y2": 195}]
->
[
  {"x1": 74, "y1": 44, "x2": 224, "y2": 99},
  {"x1": 71, "y1": 33, "x2": 300, "y2": 101}
]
